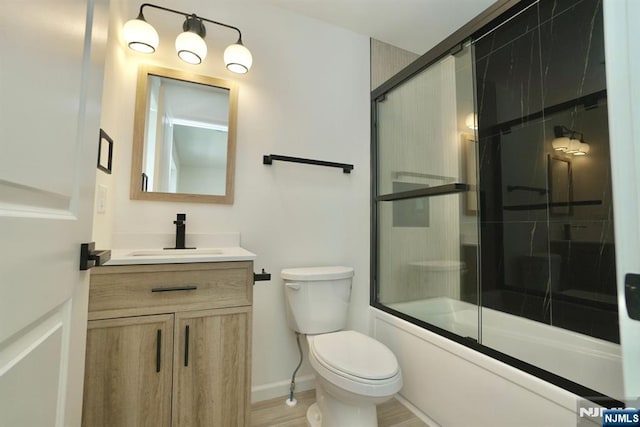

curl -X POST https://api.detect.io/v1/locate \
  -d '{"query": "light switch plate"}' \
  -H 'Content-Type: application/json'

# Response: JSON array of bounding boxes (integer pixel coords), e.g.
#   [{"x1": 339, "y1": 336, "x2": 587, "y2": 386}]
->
[{"x1": 96, "y1": 184, "x2": 107, "y2": 214}]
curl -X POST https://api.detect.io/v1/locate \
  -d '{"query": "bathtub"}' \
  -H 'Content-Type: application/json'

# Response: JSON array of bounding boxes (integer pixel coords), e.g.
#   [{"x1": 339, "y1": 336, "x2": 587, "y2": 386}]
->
[
  {"x1": 371, "y1": 298, "x2": 622, "y2": 427},
  {"x1": 389, "y1": 297, "x2": 623, "y2": 400}
]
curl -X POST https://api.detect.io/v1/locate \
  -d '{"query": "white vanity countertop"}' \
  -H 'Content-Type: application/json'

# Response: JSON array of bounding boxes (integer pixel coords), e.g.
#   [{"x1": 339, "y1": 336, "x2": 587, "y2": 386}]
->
[{"x1": 105, "y1": 246, "x2": 257, "y2": 265}]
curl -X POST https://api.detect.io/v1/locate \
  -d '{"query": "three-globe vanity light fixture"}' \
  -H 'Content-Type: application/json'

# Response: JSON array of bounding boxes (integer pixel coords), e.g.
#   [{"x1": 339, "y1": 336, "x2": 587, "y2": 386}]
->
[
  {"x1": 551, "y1": 125, "x2": 590, "y2": 156},
  {"x1": 123, "y1": 3, "x2": 253, "y2": 73}
]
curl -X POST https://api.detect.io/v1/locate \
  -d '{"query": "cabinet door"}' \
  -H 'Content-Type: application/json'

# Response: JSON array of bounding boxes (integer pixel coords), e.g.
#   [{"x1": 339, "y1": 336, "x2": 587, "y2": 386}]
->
[
  {"x1": 82, "y1": 314, "x2": 174, "y2": 427},
  {"x1": 173, "y1": 307, "x2": 252, "y2": 427}
]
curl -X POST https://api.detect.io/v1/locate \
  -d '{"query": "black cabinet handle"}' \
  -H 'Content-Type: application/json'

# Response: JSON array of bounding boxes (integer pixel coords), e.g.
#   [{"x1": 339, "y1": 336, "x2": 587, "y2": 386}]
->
[
  {"x1": 151, "y1": 285, "x2": 198, "y2": 293},
  {"x1": 156, "y1": 329, "x2": 162, "y2": 373},
  {"x1": 184, "y1": 325, "x2": 190, "y2": 367}
]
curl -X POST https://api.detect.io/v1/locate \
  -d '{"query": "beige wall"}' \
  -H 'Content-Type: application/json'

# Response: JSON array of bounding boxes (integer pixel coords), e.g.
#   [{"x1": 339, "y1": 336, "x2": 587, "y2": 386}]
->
[{"x1": 370, "y1": 39, "x2": 419, "y2": 91}]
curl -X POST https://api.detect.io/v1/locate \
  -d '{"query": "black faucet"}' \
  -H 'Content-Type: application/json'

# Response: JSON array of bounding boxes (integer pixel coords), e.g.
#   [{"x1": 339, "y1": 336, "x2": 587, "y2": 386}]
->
[{"x1": 174, "y1": 213, "x2": 187, "y2": 249}]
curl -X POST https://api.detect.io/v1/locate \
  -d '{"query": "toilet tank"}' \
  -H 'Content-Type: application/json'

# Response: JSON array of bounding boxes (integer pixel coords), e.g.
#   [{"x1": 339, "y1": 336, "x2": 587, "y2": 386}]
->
[{"x1": 282, "y1": 266, "x2": 354, "y2": 334}]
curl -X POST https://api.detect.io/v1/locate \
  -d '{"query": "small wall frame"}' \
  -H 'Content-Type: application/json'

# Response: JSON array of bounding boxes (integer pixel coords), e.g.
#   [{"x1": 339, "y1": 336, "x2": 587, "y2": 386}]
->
[{"x1": 97, "y1": 129, "x2": 113, "y2": 174}]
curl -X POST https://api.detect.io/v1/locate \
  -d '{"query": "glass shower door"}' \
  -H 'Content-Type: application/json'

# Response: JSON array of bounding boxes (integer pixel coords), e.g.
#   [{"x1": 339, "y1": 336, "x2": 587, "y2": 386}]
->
[{"x1": 373, "y1": 42, "x2": 481, "y2": 341}]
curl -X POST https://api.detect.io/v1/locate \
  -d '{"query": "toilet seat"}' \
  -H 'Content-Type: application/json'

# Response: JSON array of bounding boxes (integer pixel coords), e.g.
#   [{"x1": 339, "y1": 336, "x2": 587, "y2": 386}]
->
[
  {"x1": 308, "y1": 331, "x2": 402, "y2": 397},
  {"x1": 310, "y1": 330, "x2": 399, "y2": 379}
]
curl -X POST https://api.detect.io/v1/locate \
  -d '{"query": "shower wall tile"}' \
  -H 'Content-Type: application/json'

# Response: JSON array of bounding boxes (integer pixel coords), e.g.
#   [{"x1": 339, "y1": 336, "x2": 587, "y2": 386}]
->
[
  {"x1": 551, "y1": 299, "x2": 619, "y2": 343},
  {"x1": 549, "y1": 239, "x2": 617, "y2": 295},
  {"x1": 501, "y1": 221, "x2": 551, "y2": 288},
  {"x1": 475, "y1": 25, "x2": 544, "y2": 133},
  {"x1": 474, "y1": 0, "x2": 616, "y2": 344},
  {"x1": 370, "y1": 38, "x2": 420, "y2": 91},
  {"x1": 474, "y1": 3, "x2": 539, "y2": 62},
  {"x1": 477, "y1": 124, "x2": 549, "y2": 224},
  {"x1": 498, "y1": 125, "x2": 548, "y2": 221},
  {"x1": 538, "y1": 0, "x2": 589, "y2": 22},
  {"x1": 538, "y1": 0, "x2": 607, "y2": 107}
]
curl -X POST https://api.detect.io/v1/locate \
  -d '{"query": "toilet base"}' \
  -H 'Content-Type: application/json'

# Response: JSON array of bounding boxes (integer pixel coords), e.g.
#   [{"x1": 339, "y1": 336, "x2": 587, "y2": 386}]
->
[
  {"x1": 311, "y1": 383, "x2": 379, "y2": 427},
  {"x1": 306, "y1": 403, "x2": 322, "y2": 427}
]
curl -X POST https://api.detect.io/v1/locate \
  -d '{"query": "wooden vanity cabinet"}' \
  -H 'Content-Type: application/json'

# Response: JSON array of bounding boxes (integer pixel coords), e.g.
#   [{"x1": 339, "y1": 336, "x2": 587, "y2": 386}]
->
[
  {"x1": 82, "y1": 262, "x2": 253, "y2": 427},
  {"x1": 83, "y1": 315, "x2": 174, "y2": 427},
  {"x1": 173, "y1": 308, "x2": 250, "y2": 426}
]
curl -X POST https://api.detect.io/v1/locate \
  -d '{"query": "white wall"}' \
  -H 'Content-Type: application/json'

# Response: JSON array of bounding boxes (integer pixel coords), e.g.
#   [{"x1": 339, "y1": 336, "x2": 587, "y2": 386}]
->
[
  {"x1": 94, "y1": 0, "x2": 370, "y2": 401},
  {"x1": 92, "y1": 0, "x2": 128, "y2": 249}
]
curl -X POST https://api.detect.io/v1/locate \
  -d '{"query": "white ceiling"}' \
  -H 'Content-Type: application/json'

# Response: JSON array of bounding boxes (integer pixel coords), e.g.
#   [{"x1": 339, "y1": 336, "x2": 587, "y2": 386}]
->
[{"x1": 261, "y1": 0, "x2": 498, "y2": 54}]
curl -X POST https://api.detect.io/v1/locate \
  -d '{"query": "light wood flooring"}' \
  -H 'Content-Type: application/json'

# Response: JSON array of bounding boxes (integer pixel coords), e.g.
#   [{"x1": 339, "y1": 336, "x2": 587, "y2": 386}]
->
[{"x1": 251, "y1": 390, "x2": 428, "y2": 427}]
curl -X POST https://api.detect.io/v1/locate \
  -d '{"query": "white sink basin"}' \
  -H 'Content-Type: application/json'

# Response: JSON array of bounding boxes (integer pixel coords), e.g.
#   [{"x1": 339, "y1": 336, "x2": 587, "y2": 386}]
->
[
  {"x1": 127, "y1": 248, "x2": 225, "y2": 256},
  {"x1": 106, "y1": 246, "x2": 256, "y2": 265}
]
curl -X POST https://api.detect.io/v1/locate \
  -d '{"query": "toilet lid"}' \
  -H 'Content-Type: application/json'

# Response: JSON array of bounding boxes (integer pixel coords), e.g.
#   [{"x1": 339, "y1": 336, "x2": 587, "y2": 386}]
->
[
  {"x1": 310, "y1": 331, "x2": 399, "y2": 380},
  {"x1": 281, "y1": 266, "x2": 354, "y2": 281}
]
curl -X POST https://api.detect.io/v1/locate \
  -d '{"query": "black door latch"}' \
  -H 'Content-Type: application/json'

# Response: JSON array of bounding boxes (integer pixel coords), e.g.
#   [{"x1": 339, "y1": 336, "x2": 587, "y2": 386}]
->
[{"x1": 80, "y1": 242, "x2": 111, "y2": 270}]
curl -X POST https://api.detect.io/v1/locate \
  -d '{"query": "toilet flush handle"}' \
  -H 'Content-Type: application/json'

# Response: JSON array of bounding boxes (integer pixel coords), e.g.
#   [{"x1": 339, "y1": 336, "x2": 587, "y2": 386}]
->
[{"x1": 285, "y1": 283, "x2": 301, "y2": 291}]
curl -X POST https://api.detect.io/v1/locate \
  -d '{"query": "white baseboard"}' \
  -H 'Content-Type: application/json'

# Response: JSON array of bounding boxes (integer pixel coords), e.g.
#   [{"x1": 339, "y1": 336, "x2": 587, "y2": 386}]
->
[
  {"x1": 251, "y1": 374, "x2": 316, "y2": 403},
  {"x1": 395, "y1": 393, "x2": 441, "y2": 427}
]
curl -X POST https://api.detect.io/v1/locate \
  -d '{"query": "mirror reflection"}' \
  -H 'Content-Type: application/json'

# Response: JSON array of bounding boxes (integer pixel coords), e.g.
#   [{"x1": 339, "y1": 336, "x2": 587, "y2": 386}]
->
[{"x1": 131, "y1": 66, "x2": 238, "y2": 204}]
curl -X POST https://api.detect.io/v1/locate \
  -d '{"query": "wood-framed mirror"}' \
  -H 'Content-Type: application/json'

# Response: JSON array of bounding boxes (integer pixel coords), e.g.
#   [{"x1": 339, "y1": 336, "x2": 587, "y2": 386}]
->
[
  {"x1": 548, "y1": 154, "x2": 573, "y2": 216},
  {"x1": 130, "y1": 65, "x2": 238, "y2": 204}
]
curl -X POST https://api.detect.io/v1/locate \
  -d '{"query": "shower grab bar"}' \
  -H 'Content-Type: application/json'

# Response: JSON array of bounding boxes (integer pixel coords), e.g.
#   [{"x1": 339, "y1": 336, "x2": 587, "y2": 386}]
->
[
  {"x1": 506, "y1": 185, "x2": 547, "y2": 195},
  {"x1": 393, "y1": 171, "x2": 456, "y2": 182},
  {"x1": 377, "y1": 183, "x2": 469, "y2": 201},
  {"x1": 263, "y1": 154, "x2": 353, "y2": 174},
  {"x1": 503, "y1": 200, "x2": 602, "y2": 211}
]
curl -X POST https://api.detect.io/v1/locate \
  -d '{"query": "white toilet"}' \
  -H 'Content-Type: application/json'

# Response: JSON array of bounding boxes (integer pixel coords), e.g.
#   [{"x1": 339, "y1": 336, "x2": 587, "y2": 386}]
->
[{"x1": 282, "y1": 266, "x2": 403, "y2": 427}]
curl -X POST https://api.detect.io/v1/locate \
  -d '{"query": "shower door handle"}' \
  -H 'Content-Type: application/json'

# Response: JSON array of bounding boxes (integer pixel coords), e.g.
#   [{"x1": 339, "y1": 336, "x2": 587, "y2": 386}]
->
[{"x1": 624, "y1": 274, "x2": 640, "y2": 320}]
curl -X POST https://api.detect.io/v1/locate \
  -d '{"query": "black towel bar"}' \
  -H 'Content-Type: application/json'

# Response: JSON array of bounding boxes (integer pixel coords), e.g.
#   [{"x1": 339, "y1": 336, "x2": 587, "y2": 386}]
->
[{"x1": 263, "y1": 154, "x2": 353, "y2": 174}]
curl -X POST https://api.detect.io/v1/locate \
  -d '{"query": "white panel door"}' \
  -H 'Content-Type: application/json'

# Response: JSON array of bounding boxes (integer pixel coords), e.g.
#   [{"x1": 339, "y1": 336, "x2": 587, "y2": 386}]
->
[
  {"x1": 603, "y1": 0, "x2": 640, "y2": 406},
  {"x1": 0, "y1": 0, "x2": 107, "y2": 426}
]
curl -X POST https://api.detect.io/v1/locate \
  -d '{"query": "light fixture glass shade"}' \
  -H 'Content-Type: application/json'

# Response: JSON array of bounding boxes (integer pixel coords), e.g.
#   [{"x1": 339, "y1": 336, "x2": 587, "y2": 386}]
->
[
  {"x1": 123, "y1": 18, "x2": 159, "y2": 53},
  {"x1": 175, "y1": 31, "x2": 207, "y2": 65},
  {"x1": 552, "y1": 136, "x2": 570, "y2": 151},
  {"x1": 465, "y1": 113, "x2": 478, "y2": 130},
  {"x1": 565, "y1": 138, "x2": 581, "y2": 154},
  {"x1": 224, "y1": 42, "x2": 253, "y2": 74},
  {"x1": 580, "y1": 142, "x2": 590, "y2": 154},
  {"x1": 574, "y1": 141, "x2": 590, "y2": 156}
]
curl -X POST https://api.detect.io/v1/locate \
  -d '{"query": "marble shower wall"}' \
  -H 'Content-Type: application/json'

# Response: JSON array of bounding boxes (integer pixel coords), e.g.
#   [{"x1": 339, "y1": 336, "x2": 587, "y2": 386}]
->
[{"x1": 474, "y1": 0, "x2": 618, "y2": 342}]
